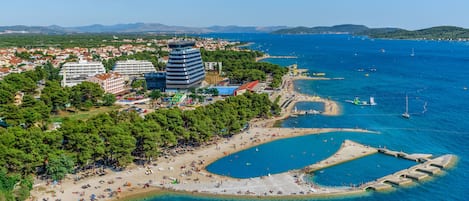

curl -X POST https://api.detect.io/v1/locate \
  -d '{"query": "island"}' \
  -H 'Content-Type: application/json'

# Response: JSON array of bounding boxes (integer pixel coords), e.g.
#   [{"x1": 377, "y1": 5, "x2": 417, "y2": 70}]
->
[{"x1": 272, "y1": 24, "x2": 469, "y2": 41}]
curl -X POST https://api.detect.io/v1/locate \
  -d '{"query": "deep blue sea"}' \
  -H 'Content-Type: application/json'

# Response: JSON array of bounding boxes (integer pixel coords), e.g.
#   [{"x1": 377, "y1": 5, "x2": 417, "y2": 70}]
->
[{"x1": 144, "y1": 34, "x2": 469, "y2": 201}]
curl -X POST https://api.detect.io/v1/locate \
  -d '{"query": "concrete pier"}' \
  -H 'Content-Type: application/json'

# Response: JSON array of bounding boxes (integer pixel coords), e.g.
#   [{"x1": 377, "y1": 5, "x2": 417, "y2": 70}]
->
[
  {"x1": 378, "y1": 148, "x2": 433, "y2": 162},
  {"x1": 362, "y1": 154, "x2": 457, "y2": 192},
  {"x1": 416, "y1": 166, "x2": 442, "y2": 175},
  {"x1": 383, "y1": 177, "x2": 413, "y2": 186},
  {"x1": 404, "y1": 170, "x2": 430, "y2": 181}
]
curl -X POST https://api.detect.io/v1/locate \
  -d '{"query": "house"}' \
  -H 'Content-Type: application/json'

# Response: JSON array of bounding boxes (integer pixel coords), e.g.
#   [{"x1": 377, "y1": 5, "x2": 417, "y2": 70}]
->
[
  {"x1": 88, "y1": 72, "x2": 126, "y2": 95},
  {"x1": 234, "y1": 80, "x2": 259, "y2": 96}
]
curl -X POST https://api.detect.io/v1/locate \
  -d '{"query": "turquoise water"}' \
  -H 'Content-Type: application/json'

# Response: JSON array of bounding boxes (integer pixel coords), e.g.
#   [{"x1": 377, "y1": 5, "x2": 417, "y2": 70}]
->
[{"x1": 144, "y1": 34, "x2": 469, "y2": 201}]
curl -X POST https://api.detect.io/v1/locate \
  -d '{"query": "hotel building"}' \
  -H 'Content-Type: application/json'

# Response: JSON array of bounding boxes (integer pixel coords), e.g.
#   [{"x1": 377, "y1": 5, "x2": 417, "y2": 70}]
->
[
  {"x1": 88, "y1": 72, "x2": 126, "y2": 95},
  {"x1": 113, "y1": 60, "x2": 156, "y2": 78},
  {"x1": 165, "y1": 41, "x2": 205, "y2": 90},
  {"x1": 59, "y1": 60, "x2": 106, "y2": 87}
]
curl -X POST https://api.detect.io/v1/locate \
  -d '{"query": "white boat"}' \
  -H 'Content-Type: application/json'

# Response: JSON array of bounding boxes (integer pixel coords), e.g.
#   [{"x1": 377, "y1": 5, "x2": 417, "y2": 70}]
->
[
  {"x1": 402, "y1": 94, "x2": 410, "y2": 119},
  {"x1": 345, "y1": 97, "x2": 377, "y2": 106},
  {"x1": 410, "y1": 48, "x2": 415, "y2": 57}
]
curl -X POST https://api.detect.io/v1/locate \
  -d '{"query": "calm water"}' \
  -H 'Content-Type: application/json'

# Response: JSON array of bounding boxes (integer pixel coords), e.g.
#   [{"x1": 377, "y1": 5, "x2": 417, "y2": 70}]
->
[{"x1": 144, "y1": 34, "x2": 469, "y2": 201}]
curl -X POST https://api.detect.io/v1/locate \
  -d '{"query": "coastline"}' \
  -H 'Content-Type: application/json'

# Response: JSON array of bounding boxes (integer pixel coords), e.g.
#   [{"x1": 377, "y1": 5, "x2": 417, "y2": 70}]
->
[
  {"x1": 29, "y1": 43, "x2": 460, "y2": 201},
  {"x1": 30, "y1": 63, "x2": 359, "y2": 201}
]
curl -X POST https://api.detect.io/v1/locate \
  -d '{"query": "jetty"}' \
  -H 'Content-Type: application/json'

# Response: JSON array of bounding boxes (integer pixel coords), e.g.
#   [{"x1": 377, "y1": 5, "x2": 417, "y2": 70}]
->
[
  {"x1": 362, "y1": 154, "x2": 457, "y2": 191},
  {"x1": 303, "y1": 140, "x2": 378, "y2": 173},
  {"x1": 255, "y1": 55, "x2": 298, "y2": 61}
]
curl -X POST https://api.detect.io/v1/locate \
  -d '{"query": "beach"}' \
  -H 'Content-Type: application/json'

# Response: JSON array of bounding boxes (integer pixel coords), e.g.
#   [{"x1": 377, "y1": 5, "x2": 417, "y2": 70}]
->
[
  {"x1": 29, "y1": 70, "x2": 459, "y2": 201},
  {"x1": 30, "y1": 71, "x2": 357, "y2": 201}
]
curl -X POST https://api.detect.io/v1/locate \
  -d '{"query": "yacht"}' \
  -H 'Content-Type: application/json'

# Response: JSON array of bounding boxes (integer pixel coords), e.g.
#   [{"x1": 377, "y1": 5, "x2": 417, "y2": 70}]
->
[{"x1": 402, "y1": 94, "x2": 410, "y2": 119}]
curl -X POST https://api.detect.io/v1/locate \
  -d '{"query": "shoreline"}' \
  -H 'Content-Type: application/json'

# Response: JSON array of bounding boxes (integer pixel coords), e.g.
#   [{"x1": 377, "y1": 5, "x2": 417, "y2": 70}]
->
[
  {"x1": 30, "y1": 45, "x2": 459, "y2": 201},
  {"x1": 30, "y1": 67, "x2": 365, "y2": 201}
]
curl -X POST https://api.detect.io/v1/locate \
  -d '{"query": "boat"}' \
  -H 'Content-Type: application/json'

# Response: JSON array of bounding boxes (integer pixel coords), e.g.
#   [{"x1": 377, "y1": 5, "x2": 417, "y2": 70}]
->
[
  {"x1": 402, "y1": 94, "x2": 410, "y2": 119},
  {"x1": 312, "y1": 72, "x2": 326, "y2": 76},
  {"x1": 410, "y1": 48, "x2": 415, "y2": 57},
  {"x1": 345, "y1": 97, "x2": 377, "y2": 106}
]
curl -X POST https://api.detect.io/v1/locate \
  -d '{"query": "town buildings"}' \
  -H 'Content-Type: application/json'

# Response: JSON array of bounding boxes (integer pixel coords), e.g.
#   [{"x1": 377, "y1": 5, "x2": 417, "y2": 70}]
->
[
  {"x1": 165, "y1": 41, "x2": 205, "y2": 90},
  {"x1": 88, "y1": 72, "x2": 126, "y2": 95},
  {"x1": 144, "y1": 72, "x2": 166, "y2": 91},
  {"x1": 59, "y1": 60, "x2": 106, "y2": 87},
  {"x1": 113, "y1": 60, "x2": 156, "y2": 79}
]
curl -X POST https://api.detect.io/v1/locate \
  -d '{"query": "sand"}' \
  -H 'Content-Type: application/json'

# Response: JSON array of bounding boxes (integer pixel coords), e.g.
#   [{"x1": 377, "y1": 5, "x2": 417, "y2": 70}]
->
[{"x1": 29, "y1": 74, "x2": 369, "y2": 201}]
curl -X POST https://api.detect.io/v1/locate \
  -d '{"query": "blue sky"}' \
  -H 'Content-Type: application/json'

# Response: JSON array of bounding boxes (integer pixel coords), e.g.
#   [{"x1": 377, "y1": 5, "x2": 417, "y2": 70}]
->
[{"x1": 2, "y1": 0, "x2": 469, "y2": 29}]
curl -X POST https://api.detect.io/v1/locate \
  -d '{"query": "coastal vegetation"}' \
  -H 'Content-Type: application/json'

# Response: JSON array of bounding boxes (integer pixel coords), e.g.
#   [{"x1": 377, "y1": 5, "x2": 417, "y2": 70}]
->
[
  {"x1": 201, "y1": 49, "x2": 288, "y2": 87},
  {"x1": 272, "y1": 24, "x2": 469, "y2": 40},
  {"x1": 0, "y1": 62, "x2": 279, "y2": 200},
  {"x1": 0, "y1": 34, "x2": 172, "y2": 48},
  {"x1": 364, "y1": 26, "x2": 469, "y2": 40}
]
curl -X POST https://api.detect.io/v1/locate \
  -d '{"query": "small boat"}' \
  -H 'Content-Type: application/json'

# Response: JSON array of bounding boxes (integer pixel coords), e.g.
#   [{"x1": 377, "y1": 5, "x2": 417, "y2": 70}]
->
[
  {"x1": 410, "y1": 48, "x2": 415, "y2": 57},
  {"x1": 402, "y1": 94, "x2": 410, "y2": 119},
  {"x1": 345, "y1": 97, "x2": 377, "y2": 106},
  {"x1": 312, "y1": 72, "x2": 326, "y2": 76}
]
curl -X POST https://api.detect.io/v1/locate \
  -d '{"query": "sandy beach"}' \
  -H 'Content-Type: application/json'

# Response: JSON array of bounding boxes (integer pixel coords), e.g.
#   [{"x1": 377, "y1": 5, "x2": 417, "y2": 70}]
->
[
  {"x1": 29, "y1": 71, "x2": 458, "y2": 201},
  {"x1": 29, "y1": 74, "x2": 369, "y2": 201}
]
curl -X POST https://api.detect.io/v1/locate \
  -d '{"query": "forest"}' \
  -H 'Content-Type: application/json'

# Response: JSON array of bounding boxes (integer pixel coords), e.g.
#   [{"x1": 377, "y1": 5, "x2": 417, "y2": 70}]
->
[
  {"x1": 0, "y1": 34, "x2": 172, "y2": 48},
  {"x1": 201, "y1": 49, "x2": 288, "y2": 87}
]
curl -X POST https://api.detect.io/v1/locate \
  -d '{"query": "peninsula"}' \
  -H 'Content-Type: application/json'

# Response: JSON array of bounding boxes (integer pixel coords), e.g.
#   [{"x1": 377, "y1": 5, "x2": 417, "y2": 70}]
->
[{"x1": 272, "y1": 24, "x2": 469, "y2": 41}]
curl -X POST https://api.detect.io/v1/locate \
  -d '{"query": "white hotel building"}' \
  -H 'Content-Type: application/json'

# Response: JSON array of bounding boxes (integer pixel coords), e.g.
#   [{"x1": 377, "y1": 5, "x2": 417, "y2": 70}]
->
[
  {"x1": 59, "y1": 60, "x2": 106, "y2": 87},
  {"x1": 113, "y1": 60, "x2": 156, "y2": 78}
]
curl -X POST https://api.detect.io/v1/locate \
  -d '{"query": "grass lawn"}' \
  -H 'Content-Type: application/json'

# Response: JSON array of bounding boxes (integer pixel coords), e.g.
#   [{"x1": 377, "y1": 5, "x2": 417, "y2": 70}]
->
[{"x1": 50, "y1": 105, "x2": 122, "y2": 122}]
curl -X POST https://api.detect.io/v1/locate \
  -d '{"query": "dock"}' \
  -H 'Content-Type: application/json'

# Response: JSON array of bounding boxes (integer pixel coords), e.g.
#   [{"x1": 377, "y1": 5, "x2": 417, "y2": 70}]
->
[
  {"x1": 378, "y1": 148, "x2": 433, "y2": 162},
  {"x1": 362, "y1": 154, "x2": 457, "y2": 191}
]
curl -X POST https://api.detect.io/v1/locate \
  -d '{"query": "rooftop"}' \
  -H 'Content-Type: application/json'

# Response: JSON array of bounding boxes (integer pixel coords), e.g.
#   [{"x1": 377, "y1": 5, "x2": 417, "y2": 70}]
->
[{"x1": 168, "y1": 41, "x2": 196, "y2": 49}]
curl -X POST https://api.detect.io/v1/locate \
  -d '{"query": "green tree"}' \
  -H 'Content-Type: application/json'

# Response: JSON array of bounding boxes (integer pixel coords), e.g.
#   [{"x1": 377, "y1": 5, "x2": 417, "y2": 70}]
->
[
  {"x1": 149, "y1": 89, "x2": 162, "y2": 100},
  {"x1": 46, "y1": 154, "x2": 75, "y2": 181},
  {"x1": 70, "y1": 82, "x2": 104, "y2": 110},
  {"x1": 102, "y1": 93, "x2": 116, "y2": 106},
  {"x1": 41, "y1": 81, "x2": 69, "y2": 113}
]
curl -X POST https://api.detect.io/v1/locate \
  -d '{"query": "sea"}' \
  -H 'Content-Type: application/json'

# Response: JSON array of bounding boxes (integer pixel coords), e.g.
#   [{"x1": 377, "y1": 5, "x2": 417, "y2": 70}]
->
[{"x1": 143, "y1": 34, "x2": 469, "y2": 201}]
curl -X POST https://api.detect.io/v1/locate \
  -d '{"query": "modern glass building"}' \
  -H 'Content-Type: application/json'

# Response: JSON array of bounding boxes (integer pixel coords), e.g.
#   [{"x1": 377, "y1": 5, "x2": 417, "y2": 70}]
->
[
  {"x1": 144, "y1": 72, "x2": 166, "y2": 91},
  {"x1": 165, "y1": 41, "x2": 205, "y2": 89}
]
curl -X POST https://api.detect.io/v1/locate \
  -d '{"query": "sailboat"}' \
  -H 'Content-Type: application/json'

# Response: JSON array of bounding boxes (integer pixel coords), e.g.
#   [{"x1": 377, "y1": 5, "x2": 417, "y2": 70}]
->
[
  {"x1": 402, "y1": 94, "x2": 410, "y2": 119},
  {"x1": 410, "y1": 48, "x2": 415, "y2": 57}
]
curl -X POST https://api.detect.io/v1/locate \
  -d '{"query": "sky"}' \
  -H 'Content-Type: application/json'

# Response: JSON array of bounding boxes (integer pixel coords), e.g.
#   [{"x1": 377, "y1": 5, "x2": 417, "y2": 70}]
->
[{"x1": 2, "y1": 0, "x2": 469, "y2": 30}]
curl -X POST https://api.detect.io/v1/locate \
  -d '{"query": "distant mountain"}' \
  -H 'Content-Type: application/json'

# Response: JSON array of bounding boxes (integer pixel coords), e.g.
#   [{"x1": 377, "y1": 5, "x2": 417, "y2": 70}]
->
[
  {"x1": 272, "y1": 24, "x2": 373, "y2": 34},
  {"x1": 208, "y1": 25, "x2": 289, "y2": 33},
  {"x1": 365, "y1": 26, "x2": 469, "y2": 40},
  {"x1": 272, "y1": 24, "x2": 469, "y2": 40},
  {"x1": 0, "y1": 23, "x2": 287, "y2": 34},
  {"x1": 0, "y1": 25, "x2": 67, "y2": 34}
]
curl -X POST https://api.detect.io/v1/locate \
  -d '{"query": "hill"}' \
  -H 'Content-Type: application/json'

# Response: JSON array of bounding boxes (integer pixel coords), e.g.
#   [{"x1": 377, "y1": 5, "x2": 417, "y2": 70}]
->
[
  {"x1": 272, "y1": 24, "x2": 373, "y2": 34},
  {"x1": 0, "y1": 23, "x2": 287, "y2": 34},
  {"x1": 365, "y1": 26, "x2": 469, "y2": 40},
  {"x1": 273, "y1": 24, "x2": 469, "y2": 40}
]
